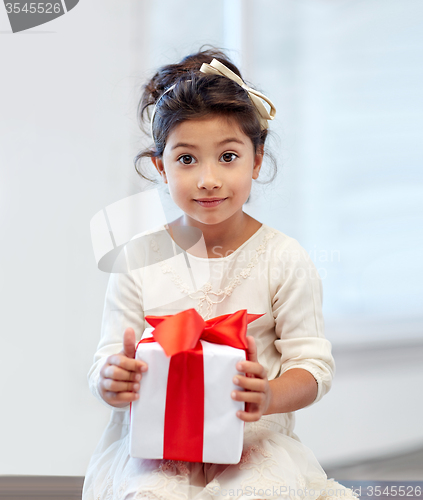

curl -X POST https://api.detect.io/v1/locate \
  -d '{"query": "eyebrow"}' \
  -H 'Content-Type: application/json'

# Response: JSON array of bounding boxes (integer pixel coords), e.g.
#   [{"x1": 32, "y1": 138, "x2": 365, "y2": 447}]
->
[{"x1": 171, "y1": 138, "x2": 245, "y2": 150}]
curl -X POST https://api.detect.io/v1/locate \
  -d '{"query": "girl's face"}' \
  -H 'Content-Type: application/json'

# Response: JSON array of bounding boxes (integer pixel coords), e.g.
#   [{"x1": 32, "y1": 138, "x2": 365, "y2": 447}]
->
[{"x1": 152, "y1": 115, "x2": 263, "y2": 229}]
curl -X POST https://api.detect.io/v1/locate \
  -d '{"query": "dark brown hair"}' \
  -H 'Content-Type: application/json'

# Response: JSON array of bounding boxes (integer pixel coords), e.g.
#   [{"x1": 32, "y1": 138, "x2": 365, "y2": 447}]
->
[{"x1": 134, "y1": 47, "x2": 276, "y2": 184}]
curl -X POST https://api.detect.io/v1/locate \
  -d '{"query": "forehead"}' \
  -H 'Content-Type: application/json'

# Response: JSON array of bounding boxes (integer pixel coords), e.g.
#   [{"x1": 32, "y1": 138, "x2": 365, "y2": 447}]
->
[{"x1": 165, "y1": 115, "x2": 252, "y2": 149}]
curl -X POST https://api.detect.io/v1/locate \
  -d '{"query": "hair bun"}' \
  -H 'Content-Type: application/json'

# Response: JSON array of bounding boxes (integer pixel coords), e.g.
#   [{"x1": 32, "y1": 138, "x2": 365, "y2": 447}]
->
[{"x1": 139, "y1": 48, "x2": 244, "y2": 124}]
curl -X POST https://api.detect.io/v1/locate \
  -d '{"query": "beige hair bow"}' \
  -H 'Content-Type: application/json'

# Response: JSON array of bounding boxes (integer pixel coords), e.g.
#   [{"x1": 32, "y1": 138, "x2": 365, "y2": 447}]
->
[
  {"x1": 199, "y1": 58, "x2": 276, "y2": 130},
  {"x1": 150, "y1": 58, "x2": 276, "y2": 139}
]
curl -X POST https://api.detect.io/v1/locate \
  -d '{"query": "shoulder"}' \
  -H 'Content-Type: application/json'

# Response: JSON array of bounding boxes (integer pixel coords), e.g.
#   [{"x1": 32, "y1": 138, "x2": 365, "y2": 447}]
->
[
  {"x1": 260, "y1": 224, "x2": 311, "y2": 262},
  {"x1": 129, "y1": 223, "x2": 167, "y2": 241},
  {"x1": 101, "y1": 223, "x2": 168, "y2": 290},
  {"x1": 259, "y1": 225, "x2": 322, "y2": 291},
  {"x1": 124, "y1": 223, "x2": 168, "y2": 266}
]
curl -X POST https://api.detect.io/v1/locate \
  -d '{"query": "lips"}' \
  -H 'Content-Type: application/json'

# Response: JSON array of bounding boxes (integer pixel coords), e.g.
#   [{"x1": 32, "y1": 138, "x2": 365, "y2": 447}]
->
[{"x1": 194, "y1": 197, "x2": 227, "y2": 207}]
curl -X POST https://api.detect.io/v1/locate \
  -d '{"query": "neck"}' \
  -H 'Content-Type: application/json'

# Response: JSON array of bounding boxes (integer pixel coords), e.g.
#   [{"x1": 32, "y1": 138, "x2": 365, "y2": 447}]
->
[{"x1": 167, "y1": 211, "x2": 261, "y2": 258}]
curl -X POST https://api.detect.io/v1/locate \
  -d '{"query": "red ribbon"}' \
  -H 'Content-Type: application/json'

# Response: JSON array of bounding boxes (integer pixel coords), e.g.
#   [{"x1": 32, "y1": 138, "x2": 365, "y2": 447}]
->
[{"x1": 137, "y1": 309, "x2": 263, "y2": 462}]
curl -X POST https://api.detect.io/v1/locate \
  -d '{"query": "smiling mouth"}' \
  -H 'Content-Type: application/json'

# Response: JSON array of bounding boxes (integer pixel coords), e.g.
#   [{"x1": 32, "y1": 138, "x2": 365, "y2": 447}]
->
[{"x1": 194, "y1": 198, "x2": 227, "y2": 207}]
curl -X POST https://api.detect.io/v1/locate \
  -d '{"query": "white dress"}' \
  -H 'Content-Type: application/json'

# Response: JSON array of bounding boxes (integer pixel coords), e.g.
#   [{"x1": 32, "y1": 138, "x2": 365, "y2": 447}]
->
[{"x1": 82, "y1": 223, "x2": 358, "y2": 500}]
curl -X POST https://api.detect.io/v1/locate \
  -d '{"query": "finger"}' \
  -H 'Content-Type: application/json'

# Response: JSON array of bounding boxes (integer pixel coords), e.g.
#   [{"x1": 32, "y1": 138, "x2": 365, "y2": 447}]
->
[
  {"x1": 103, "y1": 365, "x2": 142, "y2": 382},
  {"x1": 122, "y1": 327, "x2": 136, "y2": 359},
  {"x1": 236, "y1": 409, "x2": 262, "y2": 422},
  {"x1": 103, "y1": 391, "x2": 140, "y2": 404},
  {"x1": 236, "y1": 360, "x2": 267, "y2": 379},
  {"x1": 101, "y1": 378, "x2": 140, "y2": 393},
  {"x1": 233, "y1": 375, "x2": 266, "y2": 392},
  {"x1": 245, "y1": 335, "x2": 258, "y2": 363},
  {"x1": 232, "y1": 389, "x2": 265, "y2": 405},
  {"x1": 108, "y1": 354, "x2": 146, "y2": 373}
]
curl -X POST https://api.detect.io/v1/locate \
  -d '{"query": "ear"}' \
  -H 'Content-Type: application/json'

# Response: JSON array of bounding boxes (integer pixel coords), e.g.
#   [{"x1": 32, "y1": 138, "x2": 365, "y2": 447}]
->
[
  {"x1": 151, "y1": 156, "x2": 167, "y2": 184},
  {"x1": 252, "y1": 146, "x2": 264, "y2": 180}
]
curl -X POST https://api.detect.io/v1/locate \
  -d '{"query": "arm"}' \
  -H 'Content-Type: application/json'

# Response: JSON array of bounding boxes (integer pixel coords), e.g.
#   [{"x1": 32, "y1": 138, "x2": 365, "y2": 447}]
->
[
  {"x1": 271, "y1": 238, "x2": 335, "y2": 405},
  {"x1": 265, "y1": 368, "x2": 317, "y2": 414},
  {"x1": 88, "y1": 269, "x2": 146, "y2": 410},
  {"x1": 232, "y1": 237, "x2": 335, "y2": 420}
]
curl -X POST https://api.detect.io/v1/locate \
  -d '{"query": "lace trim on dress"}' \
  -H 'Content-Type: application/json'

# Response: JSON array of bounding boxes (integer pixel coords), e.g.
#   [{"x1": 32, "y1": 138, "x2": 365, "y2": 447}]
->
[
  {"x1": 90, "y1": 425, "x2": 360, "y2": 500},
  {"x1": 150, "y1": 230, "x2": 276, "y2": 319}
]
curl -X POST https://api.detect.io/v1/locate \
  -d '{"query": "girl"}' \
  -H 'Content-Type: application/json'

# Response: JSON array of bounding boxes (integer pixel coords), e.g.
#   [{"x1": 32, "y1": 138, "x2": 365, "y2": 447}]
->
[{"x1": 83, "y1": 48, "x2": 357, "y2": 500}]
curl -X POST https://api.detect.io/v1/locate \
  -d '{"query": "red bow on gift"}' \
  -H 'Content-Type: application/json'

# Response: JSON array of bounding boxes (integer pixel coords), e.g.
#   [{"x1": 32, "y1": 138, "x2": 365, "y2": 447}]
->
[
  {"x1": 142, "y1": 308, "x2": 264, "y2": 356},
  {"x1": 135, "y1": 309, "x2": 264, "y2": 462}
]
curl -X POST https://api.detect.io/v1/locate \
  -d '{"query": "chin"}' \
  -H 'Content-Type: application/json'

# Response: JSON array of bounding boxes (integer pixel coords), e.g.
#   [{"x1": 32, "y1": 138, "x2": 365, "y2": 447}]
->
[{"x1": 191, "y1": 215, "x2": 228, "y2": 226}]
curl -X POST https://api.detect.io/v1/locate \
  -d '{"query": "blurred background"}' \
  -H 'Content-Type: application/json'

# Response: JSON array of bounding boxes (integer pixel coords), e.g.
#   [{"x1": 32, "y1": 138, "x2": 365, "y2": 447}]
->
[{"x1": 0, "y1": 0, "x2": 422, "y2": 481}]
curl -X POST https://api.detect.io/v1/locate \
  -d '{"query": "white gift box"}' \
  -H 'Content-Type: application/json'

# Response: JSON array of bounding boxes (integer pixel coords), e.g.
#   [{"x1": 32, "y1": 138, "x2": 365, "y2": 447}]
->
[{"x1": 130, "y1": 327, "x2": 246, "y2": 464}]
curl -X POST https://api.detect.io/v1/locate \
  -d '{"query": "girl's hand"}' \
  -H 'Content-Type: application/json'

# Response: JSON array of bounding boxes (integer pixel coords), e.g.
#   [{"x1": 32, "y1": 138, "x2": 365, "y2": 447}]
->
[
  {"x1": 99, "y1": 327, "x2": 148, "y2": 408},
  {"x1": 231, "y1": 336, "x2": 271, "y2": 422}
]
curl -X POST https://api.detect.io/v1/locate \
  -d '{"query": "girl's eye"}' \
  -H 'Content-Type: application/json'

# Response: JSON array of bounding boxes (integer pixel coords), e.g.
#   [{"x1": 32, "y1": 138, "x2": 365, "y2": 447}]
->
[
  {"x1": 178, "y1": 155, "x2": 196, "y2": 165},
  {"x1": 220, "y1": 152, "x2": 238, "y2": 163}
]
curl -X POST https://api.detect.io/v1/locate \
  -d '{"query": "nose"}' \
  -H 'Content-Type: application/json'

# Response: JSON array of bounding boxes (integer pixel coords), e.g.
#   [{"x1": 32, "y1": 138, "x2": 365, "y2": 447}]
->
[{"x1": 197, "y1": 163, "x2": 222, "y2": 190}]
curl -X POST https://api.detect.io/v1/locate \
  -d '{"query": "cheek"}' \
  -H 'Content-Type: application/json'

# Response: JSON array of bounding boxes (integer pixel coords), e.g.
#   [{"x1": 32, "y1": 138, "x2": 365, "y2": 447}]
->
[
  {"x1": 237, "y1": 174, "x2": 253, "y2": 195},
  {"x1": 165, "y1": 172, "x2": 188, "y2": 197}
]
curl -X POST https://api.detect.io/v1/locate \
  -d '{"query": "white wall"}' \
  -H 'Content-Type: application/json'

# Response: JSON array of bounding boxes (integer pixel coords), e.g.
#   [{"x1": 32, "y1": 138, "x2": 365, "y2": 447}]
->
[
  {"x1": 0, "y1": 0, "x2": 142, "y2": 475},
  {"x1": 0, "y1": 0, "x2": 422, "y2": 476}
]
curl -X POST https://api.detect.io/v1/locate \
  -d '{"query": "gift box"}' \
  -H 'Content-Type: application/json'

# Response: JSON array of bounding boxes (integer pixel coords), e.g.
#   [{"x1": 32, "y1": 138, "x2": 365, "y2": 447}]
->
[{"x1": 129, "y1": 308, "x2": 263, "y2": 464}]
